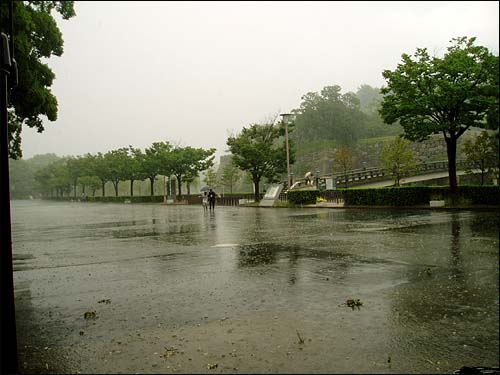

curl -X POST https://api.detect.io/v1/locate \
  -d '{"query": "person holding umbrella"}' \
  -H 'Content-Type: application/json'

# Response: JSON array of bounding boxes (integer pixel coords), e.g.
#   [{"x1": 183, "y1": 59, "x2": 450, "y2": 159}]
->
[{"x1": 208, "y1": 188, "x2": 217, "y2": 210}]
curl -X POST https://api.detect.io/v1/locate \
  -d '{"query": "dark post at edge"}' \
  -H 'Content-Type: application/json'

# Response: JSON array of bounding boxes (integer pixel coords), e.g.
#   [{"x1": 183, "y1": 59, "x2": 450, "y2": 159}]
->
[{"x1": 0, "y1": 31, "x2": 19, "y2": 374}]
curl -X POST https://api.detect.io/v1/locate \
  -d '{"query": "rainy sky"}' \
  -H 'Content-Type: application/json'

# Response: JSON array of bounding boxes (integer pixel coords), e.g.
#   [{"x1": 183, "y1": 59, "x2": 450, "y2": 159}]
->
[{"x1": 20, "y1": 1, "x2": 499, "y2": 163}]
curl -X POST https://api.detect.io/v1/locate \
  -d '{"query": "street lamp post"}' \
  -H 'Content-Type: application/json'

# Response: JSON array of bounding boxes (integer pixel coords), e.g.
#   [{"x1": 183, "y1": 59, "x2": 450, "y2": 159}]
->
[
  {"x1": 280, "y1": 113, "x2": 292, "y2": 188},
  {"x1": 163, "y1": 175, "x2": 167, "y2": 203}
]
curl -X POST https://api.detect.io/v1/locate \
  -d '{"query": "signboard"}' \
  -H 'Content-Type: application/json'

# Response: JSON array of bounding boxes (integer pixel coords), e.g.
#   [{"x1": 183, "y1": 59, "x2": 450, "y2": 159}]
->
[
  {"x1": 263, "y1": 185, "x2": 281, "y2": 200},
  {"x1": 259, "y1": 184, "x2": 284, "y2": 207},
  {"x1": 326, "y1": 177, "x2": 333, "y2": 190}
]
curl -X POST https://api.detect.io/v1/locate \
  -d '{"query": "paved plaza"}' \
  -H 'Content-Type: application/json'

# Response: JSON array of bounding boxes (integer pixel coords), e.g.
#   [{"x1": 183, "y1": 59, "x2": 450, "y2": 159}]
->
[{"x1": 11, "y1": 200, "x2": 500, "y2": 374}]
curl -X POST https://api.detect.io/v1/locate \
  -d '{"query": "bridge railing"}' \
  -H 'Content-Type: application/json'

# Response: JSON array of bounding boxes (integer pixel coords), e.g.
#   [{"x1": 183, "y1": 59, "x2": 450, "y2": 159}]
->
[{"x1": 288, "y1": 159, "x2": 495, "y2": 188}]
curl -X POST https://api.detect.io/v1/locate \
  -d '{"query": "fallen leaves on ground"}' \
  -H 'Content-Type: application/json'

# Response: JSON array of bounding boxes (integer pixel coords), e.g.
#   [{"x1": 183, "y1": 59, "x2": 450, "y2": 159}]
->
[{"x1": 83, "y1": 311, "x2": 97, "y2": 319}]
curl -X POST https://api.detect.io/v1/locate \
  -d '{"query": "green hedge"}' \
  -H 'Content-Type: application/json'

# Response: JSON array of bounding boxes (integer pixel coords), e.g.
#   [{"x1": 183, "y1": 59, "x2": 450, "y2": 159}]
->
[
  {"x1": 457, "y1": 185, "x2": 500, "y2": 205},
  {"x1": 87, "y1": 195, "x2": 164, "y2": 203},
  {"x1": 286, "y1": 190, "x2": 320, "y2": 205},
  {"x1": 341, "y1": 186, "x2": 499, "y2": 206}
]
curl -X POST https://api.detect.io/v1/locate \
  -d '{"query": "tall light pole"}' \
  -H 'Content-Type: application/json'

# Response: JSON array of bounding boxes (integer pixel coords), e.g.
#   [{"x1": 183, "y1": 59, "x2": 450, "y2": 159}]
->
[
  {"x1": 163, "y1": 175, "x2": 167, "y2": 203},
  {"x1": 280, "y1": 113, "x2": 292, "y2": 188}
]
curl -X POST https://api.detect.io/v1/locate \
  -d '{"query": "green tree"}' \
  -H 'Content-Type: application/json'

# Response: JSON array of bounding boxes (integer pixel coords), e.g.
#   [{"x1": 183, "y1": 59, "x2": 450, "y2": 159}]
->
[
  {"x1": 141, "y1": 142, "x2": 173, "y2": 196},
  {"x1": 89, "y1": 152, "x2": 110, "y2": 197},
  {"x1": 0, "y1": 1, "x2": 76, "y2": 159},
  {"x1": 183, "y1": 169, "x2": 198, "y2": 196},
  {"x1": 355, "y1": 84, "x2": 403, "y2": 138},
  {"x1": 334, "y1": 147, "x2": 353, "y2": 188},
  {"x1": 124, "y1": 146, "x2": 147, "y2": 196},
  {"x1": 9, "y1": 158, "x2": 35, "y2": 198},
  {"x1": 33, "y1": 165, "x2": 51, "y2": 197},
  {"x1": 77, "y1": 153, "x2": 97, "y2": 196},
  {"x1": 66, "y1": 155, "x2": 85, "y2": 198},
  {"x1": 292, "y1": 85, "x2": 365, "y2": 147},
  {"x1": 203, "y1": 167, "x2": 218, "y2": 187},
  {"x1": 78, "y1": 175, "x2": 100, "y2": 197},
  {"x1": 462, "y1": 131, "x2": 499, "y2": 185},
  {"x1": 24, "y1": 153, "x2": 60, "y2": 170},
  {"x1": 227, "y1": 122, "x2": 292, "y2": 202},
  {"x1": 9, "y1": 153, "x2": 60, "y2": 198},
  {"x1": 33, "y1": 164, "x2": 52, "y2": 197},
  {"x1": 356, "y1": 84, "x2": 383, "y2": 115},
  {"x1": 220, "y1": 162, "x2": 241, "y2": 194},
  {"x1": 156, "y1": 143, "x2": 176, "y2": 196},
  {"x1": 104, "y1": 148, "x2": 131, "y2": 197},
  {"x1": 170, "y1": 146, "x2": 215, "y2": 199},
  {"x1": 34, "y1": 158, "x2": 71, "y2": 197},
  {"x1": 379, "y1": 136, "x2": 417, "y2": 187},
  {"x1": 380, "y1": 36, "x2": 499, "y2": 196}
]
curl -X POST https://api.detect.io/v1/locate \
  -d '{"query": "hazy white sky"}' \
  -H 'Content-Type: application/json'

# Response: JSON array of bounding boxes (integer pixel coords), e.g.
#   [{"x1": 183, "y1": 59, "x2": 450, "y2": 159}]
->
[{"x1": 21, "y1": 1, "x2": 499, "y2": 162}]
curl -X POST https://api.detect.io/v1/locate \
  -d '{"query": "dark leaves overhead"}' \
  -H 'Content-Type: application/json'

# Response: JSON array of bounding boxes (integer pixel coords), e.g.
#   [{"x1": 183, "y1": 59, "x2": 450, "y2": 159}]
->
[{"x1": 0, "y1": 1, "x2": 75, "y2": 159}]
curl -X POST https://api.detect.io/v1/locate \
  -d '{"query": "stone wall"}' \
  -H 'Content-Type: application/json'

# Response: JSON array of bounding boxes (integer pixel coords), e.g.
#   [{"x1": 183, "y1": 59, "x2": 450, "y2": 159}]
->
[{"x1": 293, "y1": 129, "x2": 484, "y2": 177}]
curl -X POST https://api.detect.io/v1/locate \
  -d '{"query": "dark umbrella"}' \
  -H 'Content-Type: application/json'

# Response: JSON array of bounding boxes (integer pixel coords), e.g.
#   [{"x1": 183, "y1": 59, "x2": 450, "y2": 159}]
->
[{"x1": 200, "y1": 185, "x2": 213, "y2": 192}]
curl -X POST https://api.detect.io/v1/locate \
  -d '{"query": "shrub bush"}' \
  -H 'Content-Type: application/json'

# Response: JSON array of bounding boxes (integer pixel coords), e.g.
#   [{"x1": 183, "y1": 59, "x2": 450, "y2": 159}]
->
[
  {"x1": 87, "y1": 195, "x2": 164, "y2": 203},
  {"x1": 287, "y1": 190, "x2": 319, "y2": 205},
  {"x1": 458, "y1": 185, "x2": 499, "y2": 205},
  {"x1": 341, "y1": 186, "x2": 499, "y2": 206}
]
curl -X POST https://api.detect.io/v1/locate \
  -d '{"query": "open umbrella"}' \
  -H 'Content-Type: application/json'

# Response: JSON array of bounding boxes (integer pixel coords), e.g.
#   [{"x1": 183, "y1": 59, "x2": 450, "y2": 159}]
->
[{"x1": 200, "y1": 185, "x2": 213, "y2": 192}]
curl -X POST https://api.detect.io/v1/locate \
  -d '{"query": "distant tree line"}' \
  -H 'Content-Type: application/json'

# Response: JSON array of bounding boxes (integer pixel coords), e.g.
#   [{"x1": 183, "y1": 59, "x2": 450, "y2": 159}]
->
[{"x1": 28, "y1": 142, "x2": 215, "y2": 199}]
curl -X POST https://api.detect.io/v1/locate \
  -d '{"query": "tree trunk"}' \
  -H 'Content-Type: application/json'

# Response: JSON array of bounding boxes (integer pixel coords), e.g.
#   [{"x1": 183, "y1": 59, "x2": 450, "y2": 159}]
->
[
  {"x1": 253, "y1": 178, "x2": 260, "y2": 202},
  {"x1": 102, "y1": 181, "x2": 106, "y2": 197},
  {"x1": 479, "y1": 160, "x2": 485, "y2": 186},
  {"x1": 451, "y1": 213, "x2": 460, "y2": 262},
  {"x1": 177, "y1": 176, "x2": 182, "y2": 199},
  {"x1": 130, "y1": 179, "x2": 134, "y2": 196},
  {"x1": 114, "y1": 180, "x2": 119, "y2": 197},
  {"x1": 445, "y1": 136, "x2": 458, "y2": 200},
  {"x1": 497, "y1": 136, "x2": 500, "y2": 186},
  {"x1": 150, "y1": 177, "x2": 155, "y2": 196},
  {"x1": 170, "y1": 178, "x2": 176, "y2": 197},
  {"x1": 73, "y1": 180, "x2": 77, "y2": 198}
]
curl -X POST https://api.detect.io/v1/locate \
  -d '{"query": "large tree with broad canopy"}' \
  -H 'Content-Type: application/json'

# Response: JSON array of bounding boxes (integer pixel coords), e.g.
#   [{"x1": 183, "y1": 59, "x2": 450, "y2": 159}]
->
[
  {"x1": 379, "y1": 36, "x2": 499, "y2": 195},
  {"x1": 226, "y1": 122, "x2": 294, "y2": 202}
]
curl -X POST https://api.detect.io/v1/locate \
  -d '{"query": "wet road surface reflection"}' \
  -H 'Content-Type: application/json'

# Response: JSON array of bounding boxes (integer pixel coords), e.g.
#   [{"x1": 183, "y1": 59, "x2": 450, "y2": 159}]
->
[{"x1": 11, "y1": 200, "x2": 499, "y2": 374}]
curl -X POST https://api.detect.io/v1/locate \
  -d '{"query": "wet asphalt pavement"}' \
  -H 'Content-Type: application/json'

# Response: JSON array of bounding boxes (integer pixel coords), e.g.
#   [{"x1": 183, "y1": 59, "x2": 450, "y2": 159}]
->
[{"x1": 10, "y1": 200, "x2": 500, "y2": 374}]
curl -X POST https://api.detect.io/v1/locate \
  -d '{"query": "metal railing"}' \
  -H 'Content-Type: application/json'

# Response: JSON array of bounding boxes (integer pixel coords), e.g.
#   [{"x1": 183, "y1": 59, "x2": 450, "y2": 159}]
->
[
  {"x1": 290, "y1": 159, "x2": 491, "y2": 188},
  {"x1": 184, "y1": 193, "x2": 264, "y2": 206}
]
